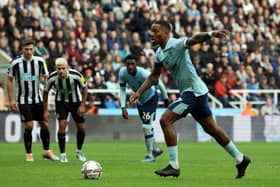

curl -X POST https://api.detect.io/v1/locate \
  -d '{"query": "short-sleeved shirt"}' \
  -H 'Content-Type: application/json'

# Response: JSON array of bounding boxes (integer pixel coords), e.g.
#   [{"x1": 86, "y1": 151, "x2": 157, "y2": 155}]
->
[
  {"x1": 155, "y1": 37, "x2": 208, "y2": 96},
  {"x1": 44, "y1": 69, "x2": 87, "y2": 103},
  {"x1": 7, "y1": 55, "x2": 49, "y2": 104},
  {"x1": 119, "y1": 67, "x2": 156, "y2": 105}
]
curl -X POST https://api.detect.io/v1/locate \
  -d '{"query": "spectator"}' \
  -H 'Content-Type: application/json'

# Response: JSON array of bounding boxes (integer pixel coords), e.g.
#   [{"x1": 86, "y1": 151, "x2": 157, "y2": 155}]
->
[
  {"x1": 92, "y1": 75, "x2": 107, "y2": 107},
  {"x1": 28, "y1": 0, "x2": 42, "y2": 20},
  {"x1": 104, "y1": 95, "x2": 120, "y2": 108},
  {"x1": 214, "y1": 74, "x2": 231, "y2": 107},
  {"x1": 2, "y1": 0, "x2": 14, "y2": 21},
  {"x1": 47, "y1": 41, "x2": 64, "y2": 73},
  {"x1": 10, "y1": 39, "x2": 21, "y2": 58},
  {"x1": 86, "y1": 31, "x2": 100, "y2": 54},
  {"x1": 202, "y1": 62, "x2": 216, "y2": 94},
  {"x1": 260, "y1": 96, "x2": 280, "y2": 116},
  {"x1": 1, "y1": 0, "x2": 280, "y2": 109},
  {"x1": 236, "y1": 64, "x2": 249, "y2": 84},
  {"x1": 66, "y1": 40, "x2": 81, "y2": 63},
  {"x1": 73, "y1": 18, "x2": 87, "y2": 39},
  {"x1": 39, "y1": 11, "x2": 53, "y2": 31},
  {"x1": 121, "y1": 43, "x2": 131, "y2": 59},
  {"x1": 0, "y1": 36, "x2": 11, "y2": 56},
  {"x1": 247, "y1": 75, "x2": 260, "y2": 101},
  {"x1": 34, "y1": 40, "x2": 49, "y2": 60}
]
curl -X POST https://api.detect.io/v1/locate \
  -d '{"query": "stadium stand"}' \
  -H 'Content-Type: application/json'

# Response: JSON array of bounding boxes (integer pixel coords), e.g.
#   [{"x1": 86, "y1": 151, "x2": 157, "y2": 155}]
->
[{"x1": 0, "y1": 0, "x2": 280, "y2": 113}]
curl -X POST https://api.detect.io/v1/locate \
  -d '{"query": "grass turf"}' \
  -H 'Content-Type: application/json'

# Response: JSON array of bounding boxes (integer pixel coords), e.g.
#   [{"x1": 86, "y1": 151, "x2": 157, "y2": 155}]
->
[{"x1": 0, "y1": 142, "x2": 279, "y2": 187}]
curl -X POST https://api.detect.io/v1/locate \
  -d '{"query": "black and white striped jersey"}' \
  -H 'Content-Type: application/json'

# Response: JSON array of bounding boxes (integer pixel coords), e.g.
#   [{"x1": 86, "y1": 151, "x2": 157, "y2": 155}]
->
[
  {"x1": 45, "y1": 69, "x2": 87, "y2": 103},
  {"x1": 7, "y1": 55, "x2": 49, "y2": 104}
]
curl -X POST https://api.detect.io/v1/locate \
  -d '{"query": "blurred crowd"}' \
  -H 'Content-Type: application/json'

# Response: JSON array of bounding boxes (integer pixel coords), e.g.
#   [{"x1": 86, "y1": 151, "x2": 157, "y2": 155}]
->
[{"x1": 1, "y1": 0, "x2": 280, "y2": 112}]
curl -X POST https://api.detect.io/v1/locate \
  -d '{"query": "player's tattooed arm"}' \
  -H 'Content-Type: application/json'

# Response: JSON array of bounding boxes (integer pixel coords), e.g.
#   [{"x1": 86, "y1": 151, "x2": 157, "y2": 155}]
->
[{"x1": 186, "y1": 30, "x2": 230, "y2": 47}]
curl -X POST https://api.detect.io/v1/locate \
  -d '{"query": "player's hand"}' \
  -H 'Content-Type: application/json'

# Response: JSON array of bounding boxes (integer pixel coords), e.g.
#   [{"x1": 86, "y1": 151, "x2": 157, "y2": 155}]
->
[
  {"x1": 129, "y1": 92, "x2": 139, "y2": 104},
  {"x1": 78, "y1": 104, "x2": 86, "y2": 116},
  {"x1": 9, "y1": 100, "x2": 17, "y2": 112},
  {"x1": 163, "y1": 99, "x2": 169, "y2": 107},
  {"x1": 212, "y1": 30, "x2": 230, "y2": 38},
  {"x1": 121, "y1": 108, "x2": 128, "y2": 120}
]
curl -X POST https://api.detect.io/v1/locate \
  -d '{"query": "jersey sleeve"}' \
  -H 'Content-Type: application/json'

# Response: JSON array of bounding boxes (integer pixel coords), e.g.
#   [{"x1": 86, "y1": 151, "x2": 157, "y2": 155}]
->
[
  {"x1": 118, "y1": 68, "x2": 127, "y2": 108},
  {"x1": 181, "y1": 37, "x2": 190, "y2": 48},
  {"x1": 40, "y1": 58, "x2": 49, "y2": 76},
  {"x1": 139, "y1": 67, "x2": 150, "y2": 79},
  {"x1": 154, "y1": 49, "x2": 162, "y2": 65},
  {"x1": 7, "y1": 62, "x2": 14, "y2": 77},
  {"x1": 79, "y1": 73, "x2": 87, "y2": 87},
  {"x1": 44, "y1": 79, "x2": 53, "y2": 92},
  {"x1": 118, "y1": 68, "x2": 126, "y2": 87},
  {"x1": 158, "y1": 79, "x2": 169, "y2": 100}
]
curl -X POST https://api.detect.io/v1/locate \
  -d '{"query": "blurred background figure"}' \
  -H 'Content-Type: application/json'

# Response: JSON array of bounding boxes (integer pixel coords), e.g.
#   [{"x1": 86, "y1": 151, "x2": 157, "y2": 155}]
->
[
  {"x1": 242, "y1": 102, "x2": 259, "y2": 116},
  {"x1": 260, "y1": 96, "x2": 280, "y2": 116}
]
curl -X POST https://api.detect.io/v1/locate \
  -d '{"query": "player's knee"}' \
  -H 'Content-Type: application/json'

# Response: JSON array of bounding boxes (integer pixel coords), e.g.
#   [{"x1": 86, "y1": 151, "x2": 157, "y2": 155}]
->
[
  {"x1": 24, "y1": 122, "x2": 34, "y2": 130},
  {"x1": 59, "y1": 119, "x2": 67, "y2": 127},
  {"x1": 77, "y1": 124, "x2": 85, "y2": 131},
  {"x1": 159, "y1": 115, "x2": 171, "y2": 127}
]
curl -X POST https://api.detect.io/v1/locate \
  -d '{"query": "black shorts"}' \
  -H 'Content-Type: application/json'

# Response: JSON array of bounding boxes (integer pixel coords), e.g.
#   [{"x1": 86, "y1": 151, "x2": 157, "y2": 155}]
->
[
  {"x1": 55, "y1": 101, "x2": 85, "y2": 123},
  {"x1": 18, "y1": 103, "x2": 44, "y2": 122}
]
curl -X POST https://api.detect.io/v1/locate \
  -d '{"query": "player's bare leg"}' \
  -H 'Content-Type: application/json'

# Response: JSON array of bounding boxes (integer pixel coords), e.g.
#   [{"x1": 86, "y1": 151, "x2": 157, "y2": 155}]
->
[
  {"x1": 58, "y1": 119, "x2": 68, "y2": 163},
  {"x1": 154, "y1": 110, "x2": 181, "y2": 177},
  {"x1": 40, "y1": 121, "x2": 59, "y2": 161},
  {"x1": 198, "y1": 116, "x2": 251, "y2": 179},
  {"x1": 24, "y1": 121, "x2": 34, "y2": 162},
  {"x1": 76, "y1": 122, "x2": 86, "y2": 162}
]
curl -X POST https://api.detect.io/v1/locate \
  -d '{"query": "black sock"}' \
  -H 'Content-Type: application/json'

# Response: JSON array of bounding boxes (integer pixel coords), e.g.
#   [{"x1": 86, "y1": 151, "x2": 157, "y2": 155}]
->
[
  {"x1": 57, "y1": 133, "x2": 66, "y2": 153},
  {"x1": 24, "y1": 129, "x2": 32, "y2": 153},
  {"x1": 76, "y1": 131, "x2": 85, "y2": 150},
  {"x1": 40, "y1": 128, "x2": 50, "y2": 150}
]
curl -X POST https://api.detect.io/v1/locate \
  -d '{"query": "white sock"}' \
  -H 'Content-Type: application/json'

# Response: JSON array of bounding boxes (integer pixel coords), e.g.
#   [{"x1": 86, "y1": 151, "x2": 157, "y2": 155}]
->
[
  {"x1": 169, "y1": 161, "x2": 179, "y2": 169},
  {"x1": 236, "y1": 154, "x2": 244, "y2": 164}
]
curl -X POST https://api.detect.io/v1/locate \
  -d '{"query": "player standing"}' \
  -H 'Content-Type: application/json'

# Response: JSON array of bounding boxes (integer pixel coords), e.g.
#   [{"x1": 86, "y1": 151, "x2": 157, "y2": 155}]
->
[
  {"x1": 6, "y1": 39, "x2": 59, "y2": 161},
  {"x1": 129, "y1": 21, "x2": 251, "y2": 178},
  {"x1": 119, "y1": 54, "x2": 169, "y2": 162},
  {"x1": 43, "y1": 57, "x2": 88, "y2": 163}
]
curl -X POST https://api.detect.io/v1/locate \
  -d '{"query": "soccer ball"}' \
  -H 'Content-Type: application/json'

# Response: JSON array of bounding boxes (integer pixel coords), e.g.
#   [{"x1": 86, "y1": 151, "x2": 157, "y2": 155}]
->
[{"x1": 81, "y1": 160, "x2": 102, "y2": 179}]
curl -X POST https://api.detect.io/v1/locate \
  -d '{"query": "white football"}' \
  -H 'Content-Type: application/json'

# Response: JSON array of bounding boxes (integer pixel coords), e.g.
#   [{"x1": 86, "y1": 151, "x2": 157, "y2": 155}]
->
[{"x1": 81, "y1": 160, "x2": 102, "y2": 179}]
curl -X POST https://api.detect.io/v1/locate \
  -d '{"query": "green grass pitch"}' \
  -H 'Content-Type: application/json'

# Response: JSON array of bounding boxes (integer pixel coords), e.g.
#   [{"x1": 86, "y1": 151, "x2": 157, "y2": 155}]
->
[{"x1": 0, "y1": 142, "x2": 279, "y2": 187}]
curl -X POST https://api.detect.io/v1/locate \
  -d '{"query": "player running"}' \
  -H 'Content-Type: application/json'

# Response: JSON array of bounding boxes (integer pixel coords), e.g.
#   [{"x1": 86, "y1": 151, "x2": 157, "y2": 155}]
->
[{"x1": 130, "y1": 21, "x2": 251, "y2": 178}]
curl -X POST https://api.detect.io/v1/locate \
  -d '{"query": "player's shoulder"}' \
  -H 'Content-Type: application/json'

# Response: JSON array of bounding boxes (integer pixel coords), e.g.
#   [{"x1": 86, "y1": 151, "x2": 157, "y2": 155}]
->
[
  {"x1": 33, "y1": 55, "x2": 45, "y2": 62},
  {"x1": 69, "y1": 68, "x2": 83, "y2": 76},
  {"x1": 118, "y1": 67, "x2": 127, "y2": 75},
  {"x1": 169, "y1": 37, "x2": 186, "y2": 46},
  {"x1": 47, "y1": 71, "x2": 58, "y2": 80},
  {"x1": 69, "y1": 68, "x2": 79, "y2": 73},
  {"x1": 10, "y1": 55, "x2": 22, "y2": 65},
  {"x1": 136, "y1": 66, "x2": 147, "y2": 73}
]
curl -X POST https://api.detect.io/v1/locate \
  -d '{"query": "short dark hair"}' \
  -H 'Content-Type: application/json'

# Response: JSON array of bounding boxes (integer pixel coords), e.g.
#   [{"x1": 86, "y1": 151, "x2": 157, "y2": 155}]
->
[
  {"x1": 21, "y1": 39, "x2": 35, "y2": 47},
  {"x1": 153, "y1": 20, "x2": 171, "y2": 32},
  {"x1": 124, "y1": 54, "x2": 137, "y2": 62}
]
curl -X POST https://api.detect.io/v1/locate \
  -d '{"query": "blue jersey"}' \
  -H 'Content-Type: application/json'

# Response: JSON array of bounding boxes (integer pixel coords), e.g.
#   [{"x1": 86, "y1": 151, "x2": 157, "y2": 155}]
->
[
  {"x1": 155, "y1": 37, "x2": 208, "y2": 96},
  {"x1": 119, "y1": 67, "x2": 156, "y2": 105}
]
